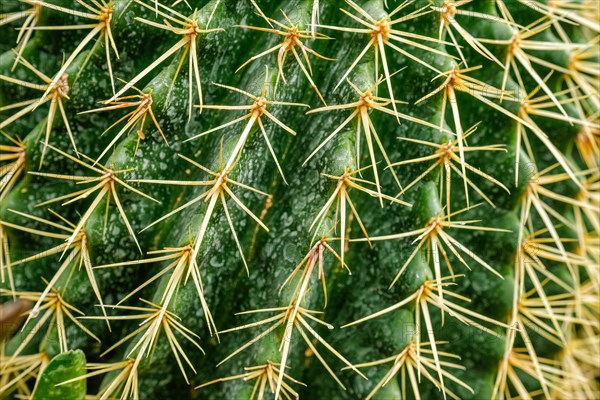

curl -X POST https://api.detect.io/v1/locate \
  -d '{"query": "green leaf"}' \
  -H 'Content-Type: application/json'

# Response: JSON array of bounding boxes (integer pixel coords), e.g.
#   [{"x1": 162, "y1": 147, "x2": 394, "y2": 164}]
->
[{"x1": 32, "y1": 350, "x2": 86, "y2": 400}]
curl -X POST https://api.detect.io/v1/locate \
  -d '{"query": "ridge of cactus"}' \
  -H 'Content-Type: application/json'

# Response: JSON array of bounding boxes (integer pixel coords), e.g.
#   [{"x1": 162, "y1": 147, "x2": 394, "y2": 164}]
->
[{"x1": 0, "y1": 0, "x2": 598, "y2": 399}]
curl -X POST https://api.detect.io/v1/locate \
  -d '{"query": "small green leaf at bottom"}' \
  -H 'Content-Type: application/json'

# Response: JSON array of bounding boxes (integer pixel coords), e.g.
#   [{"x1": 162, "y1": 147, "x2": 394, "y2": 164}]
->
[{"x1": 32, "y1": 350, "x2": 86, "y2": 400}]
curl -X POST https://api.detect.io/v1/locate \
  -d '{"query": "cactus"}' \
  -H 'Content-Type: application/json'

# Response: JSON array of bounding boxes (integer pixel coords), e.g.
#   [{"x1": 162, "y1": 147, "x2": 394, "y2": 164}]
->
[{"x1": 0, "y1": 0, "x2": 598, "y2": 399}]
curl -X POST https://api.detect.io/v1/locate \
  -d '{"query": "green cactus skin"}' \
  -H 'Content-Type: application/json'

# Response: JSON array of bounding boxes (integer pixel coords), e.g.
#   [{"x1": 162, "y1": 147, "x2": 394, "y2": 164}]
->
[{"x1": 0, "y1": 0, "x2": 598, "y2": 399}]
